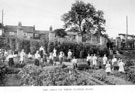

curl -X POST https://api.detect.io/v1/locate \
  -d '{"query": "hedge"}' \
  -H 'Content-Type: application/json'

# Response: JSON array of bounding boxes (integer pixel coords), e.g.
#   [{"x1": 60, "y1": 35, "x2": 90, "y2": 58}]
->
[{"x1": 47, "y1": 42, "x2": 110, "y2": 58}]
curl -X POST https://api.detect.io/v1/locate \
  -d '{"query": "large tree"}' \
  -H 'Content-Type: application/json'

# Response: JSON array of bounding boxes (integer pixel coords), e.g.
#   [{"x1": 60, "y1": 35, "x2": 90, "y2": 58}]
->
[{"x1": 62, "y1": 0, "x2": 106, "y2": 41}]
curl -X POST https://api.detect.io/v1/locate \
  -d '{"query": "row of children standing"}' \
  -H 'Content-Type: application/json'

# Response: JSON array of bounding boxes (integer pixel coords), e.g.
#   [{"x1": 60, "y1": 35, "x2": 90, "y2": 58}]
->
[
  {"x1": 86, "y1": 54, "x2": 125, "y2": 74},
  {"x1": 4, "y1": 46, "x2": 46, "y2": 67},
  {"x1": 4, "y1": 46, "x2": 74, "y2": 67},
  {"x1": 48, "y1": 48, "x2": 73, "y2": 65}
]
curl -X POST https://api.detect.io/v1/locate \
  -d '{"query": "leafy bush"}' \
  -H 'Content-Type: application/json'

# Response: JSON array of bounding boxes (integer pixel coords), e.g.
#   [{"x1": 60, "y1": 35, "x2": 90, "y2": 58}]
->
[
  {"x1": 92, "y1": 70, "x2": 107, "y2": 81},
  {"x1": 91, "y1": 69, "x2": 132, "y2": 85},
  {"x1": 0, "y1": 62, "x2": 7, "y2": 86},
  {"x1": 17, "y1": 64, "x2": 42, "y2": 86},
  {"x1": 125, "y1": 59, "x2": 134, "y2": 67},
  {"x1": 48, "y1": 42, "x2": 110, "y2": 58},
  {"x1": 30, "y1": 41, "x2": 40, "y2": 54},
  {"x1": 125, "y1": 66, "x2": 135, "y2": 83},
  {"x1": 17, "y1": 65, "x2": 98, "y2": 86}
]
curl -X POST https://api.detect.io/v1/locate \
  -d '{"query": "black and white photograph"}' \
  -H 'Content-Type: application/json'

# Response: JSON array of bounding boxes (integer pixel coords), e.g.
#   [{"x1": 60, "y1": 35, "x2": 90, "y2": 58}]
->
[{"x1": 0, "y1": 0, "x2": 135, "y2": 92}]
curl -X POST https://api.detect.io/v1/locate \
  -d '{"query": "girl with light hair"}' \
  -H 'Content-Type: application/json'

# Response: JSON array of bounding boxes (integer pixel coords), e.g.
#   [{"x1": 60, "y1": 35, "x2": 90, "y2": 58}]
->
[
  {"x1": 20, "y1": 49, "x2": 25, "y2": 64},
  {"x1": 118, "y1": 59, "x2": 125, "y2": 73},
  {"x1": 105, "y1": 60, "x2": 111, "y2": 75},
  {"x1": 59, "y1": 51, "x2": 64, "y2": 65},
  {"x1": 92, "y1": 54, "x2": 97, "y2": 69},
  {"x1": 34, "y1": 50, "x2": 41, "y2": 66},
  {"x1": 103, "y1": 54, "x2": 108, "y2": 69}
]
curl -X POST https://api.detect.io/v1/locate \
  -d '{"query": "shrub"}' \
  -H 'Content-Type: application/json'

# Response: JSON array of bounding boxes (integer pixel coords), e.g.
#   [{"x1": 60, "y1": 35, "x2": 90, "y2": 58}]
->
[
  {"x1": 30, "y1": 40, "x2": 40, "y2": 54},
  {"x1": 125, "y1": 60, "x2": 134, "y2": 67},
  {"x1": 125, "y1": 66, "x2": 135, "y2": 83},
  {"x1": 92, "y1": 70, "x2": 107, "y2": 81},
  {"x1": 47, "y1": 42, "x2": 109, "y2": 58},
  {"x1": 0, "y1": 62, "x2": 7, "y2": 85}
]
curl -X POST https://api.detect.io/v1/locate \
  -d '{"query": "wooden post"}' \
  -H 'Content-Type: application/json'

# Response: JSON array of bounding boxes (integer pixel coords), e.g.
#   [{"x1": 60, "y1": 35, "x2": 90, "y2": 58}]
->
[
  {"x1": 126, "y1": 16, "x2": 128, "y2": 48},
  {"x1": 2, "y1": 10, "x2": 3, "y2": 25}
]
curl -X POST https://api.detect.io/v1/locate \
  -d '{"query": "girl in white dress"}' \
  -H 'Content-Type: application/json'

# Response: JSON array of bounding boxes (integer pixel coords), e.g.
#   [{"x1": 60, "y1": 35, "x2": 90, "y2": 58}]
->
[
  {"x1": 92, "y1": 54, "x2": 97, "y2": 68},
  {"x1": 105, "y1": 60, "x2": 111, "y2": 75},
  {"x1": 20, "y1": 49, "x2": 25, "y2": 64},
  {"x1": 103, "y1": 54, "x2": 108, "y2": 69},
  {"x1": 28, "y1": 52, "x2": 33, "y2": 59},
  {"x1": 118, "y1": 59, "x2": 125, "y2": 73},
  {"x1": 34, "y1": 51, "x2": 41, "y2": 66},
  {"x1": 53, "y1": 48, "x2": 57, "y2": 57},
  {"x1": 53, "y1": 48, "x2": 57, "y2": 63},
  {"x1": 67, "y1": 49, "x2": 72, "y2": 62},
  {"x1": 35, "y1": 51, "x2": 40, "y2": 59}
]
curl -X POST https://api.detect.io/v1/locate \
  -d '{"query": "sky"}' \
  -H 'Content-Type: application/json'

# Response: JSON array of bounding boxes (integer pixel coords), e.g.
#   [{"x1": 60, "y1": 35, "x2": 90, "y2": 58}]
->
[{"x1": 0, "y1": 0, "x2": 135, "y2": 38}]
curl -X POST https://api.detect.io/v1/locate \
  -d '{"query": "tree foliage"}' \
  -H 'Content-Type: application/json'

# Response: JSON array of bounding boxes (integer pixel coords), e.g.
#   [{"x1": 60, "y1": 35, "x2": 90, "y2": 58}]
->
[
  {"x1": 62, "y1": 0, "x2": 106, "y2": 36},
  {"x1": 0, "y1": 37, "x2": 10, "y2": 50},
  {"x1": 30, "y1": 40, "x2": 40, "y2": 54},
  {"x1": 54, "y1": 28, "x2": 67, "y2": 38}
]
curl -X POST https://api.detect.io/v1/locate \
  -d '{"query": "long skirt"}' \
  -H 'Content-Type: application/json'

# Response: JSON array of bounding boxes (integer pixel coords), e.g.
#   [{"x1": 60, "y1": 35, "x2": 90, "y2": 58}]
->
[
  {"x1": 40, "y1": 50, "x2": 43, "y2": 58},
  {"x1": 67, "y1": 56, "x2": 72, "y2": 62},
  {"x1": 49, "y1": 59, "x2": 53, "y2": 65},
  {"x1": 8, "y1": 58, "x2": 14, "y2": 67},
  {"x1": 119, "y1": 67, "x2": 125, "y2": 73},
  {"x1": 53, "y1": 57, "x2": 57, "y2": 62},
  {"x1": 73, "y1": 63, "x2": 77, "y2": 69},
  {"x1": 87, "y1": 61, "x2": 90, "y2": 66},
  {"x1": 59, "y1": 57, "x2": 63, "y2": 64},
  {"x1": 113, "y1": 63, "x2": 119, "y2": 70},
  {"x1": 34, "y1": 59, "x2": 39, "y2": 66},
  {"x1": 114, "y1": 66, "x2": 119, "y2": 70}
]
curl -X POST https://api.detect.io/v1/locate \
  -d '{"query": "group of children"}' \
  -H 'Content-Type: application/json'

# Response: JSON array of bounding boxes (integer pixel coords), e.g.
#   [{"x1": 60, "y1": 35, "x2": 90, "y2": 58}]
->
[
  {"x1": 1, "y1": 46, "x2": 46, "y2": 67},
  {"x1": 2, "y1": 46, "x2": 73, "y2": 67},
  {"x1": 0, "y1": 47, "x2": 126, "y2": 75},
  {"x1": 86, "y1": 54, "x2": 125, "y2": 74},
  {"x1": 48, "y1": 49, "x2": 73, "y2": 65}
]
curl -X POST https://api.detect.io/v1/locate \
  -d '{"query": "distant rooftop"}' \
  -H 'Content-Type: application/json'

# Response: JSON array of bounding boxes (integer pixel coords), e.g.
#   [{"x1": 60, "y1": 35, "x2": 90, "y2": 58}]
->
[
  {"x1": 4, "y1": 25, "x2": 35, "y2": 33},
  {"x1": 35, "y1": 30, "x2": 49, "y2": 34},
  {"x1": 119, "y1": 33, "x2": 135, "y2": 37}
]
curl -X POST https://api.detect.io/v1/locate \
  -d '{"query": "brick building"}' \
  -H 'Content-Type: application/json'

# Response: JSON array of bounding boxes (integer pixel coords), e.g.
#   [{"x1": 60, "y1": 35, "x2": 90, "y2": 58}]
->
[
  {"x1": 49, "y1": 29, "x2": 108, "y2": 47},
  {"x1": 3, "y1": 22, "x2": 49, "y2": 50}
]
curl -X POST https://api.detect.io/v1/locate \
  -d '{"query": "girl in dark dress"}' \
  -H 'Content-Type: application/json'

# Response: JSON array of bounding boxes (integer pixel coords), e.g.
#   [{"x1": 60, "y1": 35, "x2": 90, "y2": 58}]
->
[
  {"x1": 7, "y1": 50, "x2": 14, "y2": 67},
  {"x1": 40, "y1": 50, "x2": 43, "y2": 63},
  {"x1": 9, "y1": 57, "x2": 14, "y2": 67}
]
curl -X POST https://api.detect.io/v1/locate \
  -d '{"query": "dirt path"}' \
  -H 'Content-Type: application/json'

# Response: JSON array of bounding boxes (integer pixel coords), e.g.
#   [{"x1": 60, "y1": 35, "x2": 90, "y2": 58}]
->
[
  {"x1": 77, "y1": 70, "x2": 108, "y2": 85},
  {"x1": 106, "y1": 75, "x2": 132, "y2": 85}
]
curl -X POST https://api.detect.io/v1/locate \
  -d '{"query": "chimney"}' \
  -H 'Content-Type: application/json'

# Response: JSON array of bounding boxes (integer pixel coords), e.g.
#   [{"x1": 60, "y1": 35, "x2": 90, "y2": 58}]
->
[
  {"x1": 49, "y1": 26, "x2": 53, "y2": 31},
  {"x1": 18, "y1": 22, "x2": 22, "y2": 27}
]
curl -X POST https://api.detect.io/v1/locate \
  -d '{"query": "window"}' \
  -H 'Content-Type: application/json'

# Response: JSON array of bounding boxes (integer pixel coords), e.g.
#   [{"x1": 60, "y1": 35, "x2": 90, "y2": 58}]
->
[
  {"x1": 73, "y1": 35, "x2": 76, "y2": 39},
  {"x1": 9, "y1": 32, "x2": 15, "y2": 36},
  {"x1": 0, "y1": 29, "x2": 2, "y2": 36},
  {"x1": 34, "y1": 34, "x2": 40, "y2": 39},
  {"x1": 35, "y1": 34, "x2": 39, "y2": 37}
]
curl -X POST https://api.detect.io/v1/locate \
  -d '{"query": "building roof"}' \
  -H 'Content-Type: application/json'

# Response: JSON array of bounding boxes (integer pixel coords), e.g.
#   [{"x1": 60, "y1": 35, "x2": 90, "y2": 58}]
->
[
  {"x1": 4, "y1": 25, "x2": 17, "y2": 32},
  {"x1": 4, "y1": 25, "x2": 35, "y2": 33},
  {"x1": 119, "y1": 33, "x2": 135, "y2": 38},
  {"x1": 35, "y1": 30, "x2": 49, "y2": 34},
  {"x1": 21, "y1": 26, "x2": 35, "y2": 33}
]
